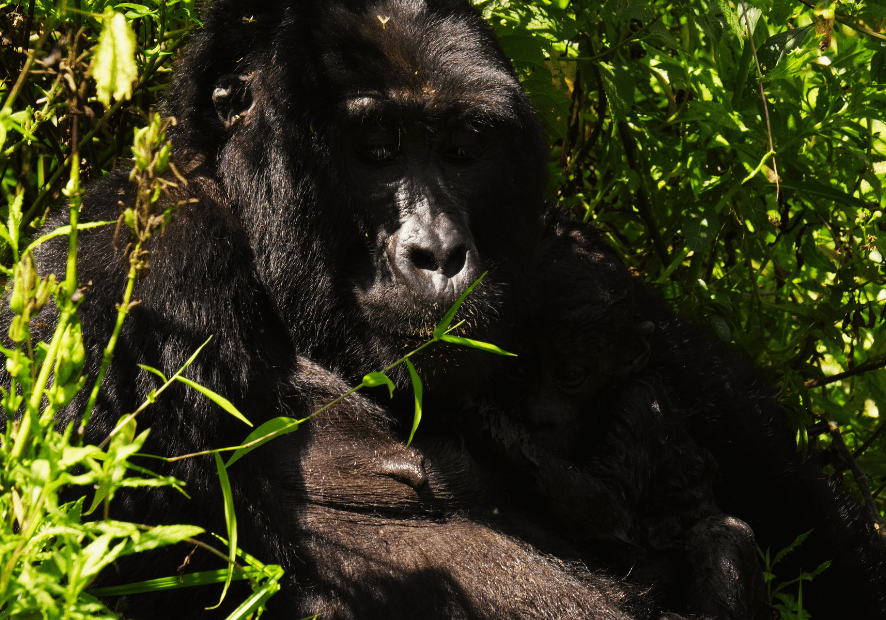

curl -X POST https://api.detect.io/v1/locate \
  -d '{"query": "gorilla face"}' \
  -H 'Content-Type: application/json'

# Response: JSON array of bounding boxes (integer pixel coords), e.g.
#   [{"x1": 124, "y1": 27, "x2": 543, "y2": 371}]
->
[{"x1": 168, "y1": 0, "x2": 547, "y2": 376}]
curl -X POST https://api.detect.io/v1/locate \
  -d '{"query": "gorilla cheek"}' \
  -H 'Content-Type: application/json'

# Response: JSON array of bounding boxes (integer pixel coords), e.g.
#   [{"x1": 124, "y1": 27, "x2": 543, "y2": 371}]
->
[{"x1": 386, "y1": 210, "x2": 481, "y2": 306}]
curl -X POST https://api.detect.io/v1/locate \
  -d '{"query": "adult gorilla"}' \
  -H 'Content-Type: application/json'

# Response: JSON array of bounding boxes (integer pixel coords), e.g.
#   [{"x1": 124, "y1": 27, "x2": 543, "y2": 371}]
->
[
  {"x1": 14, "y1": 0, "x2": 645, "y2": 618},
  {"x1": 8, "y1": 0, "x2": 886, "y2": 618}
]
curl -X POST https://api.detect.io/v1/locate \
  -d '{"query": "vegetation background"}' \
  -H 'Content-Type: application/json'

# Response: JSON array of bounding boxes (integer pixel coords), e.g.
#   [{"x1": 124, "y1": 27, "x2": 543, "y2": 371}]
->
[{"x1": 0, "y1": 0, "x2": 884, "y2": 617}]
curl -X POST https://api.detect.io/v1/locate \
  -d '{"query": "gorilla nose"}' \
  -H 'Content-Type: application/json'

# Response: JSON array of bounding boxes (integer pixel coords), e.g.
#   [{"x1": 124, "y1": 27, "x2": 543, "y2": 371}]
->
[{"x1": 389, "y1": 214, "x2": 480, "y2": 304}]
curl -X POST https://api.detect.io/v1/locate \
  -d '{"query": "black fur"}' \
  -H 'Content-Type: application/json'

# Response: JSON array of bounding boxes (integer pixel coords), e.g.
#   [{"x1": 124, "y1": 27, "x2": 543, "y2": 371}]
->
[
  {"x1": 472, "y1": 217, "x2": 767, "y2": 619},
  {"x1": 6, "y1": 1, "x2": 644, "y2": 618},
  {"x1": 475, "y1": 217, "x2": 886, "y2": 618},
  {"x1": 4, "y1": 0, "x2": 886, "y2": 618}
]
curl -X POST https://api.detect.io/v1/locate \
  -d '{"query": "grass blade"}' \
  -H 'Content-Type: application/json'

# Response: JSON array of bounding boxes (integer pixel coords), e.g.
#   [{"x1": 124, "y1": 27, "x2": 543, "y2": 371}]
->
[
  {"x1": 433, "y1": 272, "x2": 486, "y2": 340},
  {"x1": 404, "y1": 359, "x2": 423, "y2": 447},
  {"x1": 439, "y1": 334, "x2": 515, "y2": 356},
  {"x1": 176, "y1": 376, "x2": 251, "y2": 427}
]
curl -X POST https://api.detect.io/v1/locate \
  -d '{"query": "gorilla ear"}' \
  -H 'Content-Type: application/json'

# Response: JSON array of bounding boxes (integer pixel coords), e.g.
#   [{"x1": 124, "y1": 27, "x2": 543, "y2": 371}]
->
[{"x1": 212, "y1": 74, "x2": 253, "y2": 129}]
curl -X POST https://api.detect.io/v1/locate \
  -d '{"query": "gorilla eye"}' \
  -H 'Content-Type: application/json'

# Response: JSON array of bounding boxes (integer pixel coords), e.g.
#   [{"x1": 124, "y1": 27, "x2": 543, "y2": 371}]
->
[
  {"x1": 355, "y1": 128, "x2": 400, "y2": 165},
  {"x1": 557, "y1": 363, "x2": 589, "y2": 394},
  {"x1": 443, "y1": 128, "x2": 484, "y2": 164}
]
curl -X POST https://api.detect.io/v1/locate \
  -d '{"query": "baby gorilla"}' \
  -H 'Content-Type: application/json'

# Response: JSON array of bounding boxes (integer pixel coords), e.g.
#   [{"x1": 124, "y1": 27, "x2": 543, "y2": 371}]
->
[{"x1": 466, "y1": 213, "x2": 767, "y2": 619}]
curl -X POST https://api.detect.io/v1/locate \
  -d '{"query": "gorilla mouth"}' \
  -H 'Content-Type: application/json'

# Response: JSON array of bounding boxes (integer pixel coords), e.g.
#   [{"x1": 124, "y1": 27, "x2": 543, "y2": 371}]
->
[{"x1": 359, "y1": 284, "x2": 505, "y2": 345}]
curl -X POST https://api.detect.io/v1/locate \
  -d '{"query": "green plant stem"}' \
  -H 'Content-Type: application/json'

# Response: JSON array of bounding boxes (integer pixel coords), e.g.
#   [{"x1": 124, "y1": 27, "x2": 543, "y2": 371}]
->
[
  {"x1": 739, "y1": 0, "x2": 779, "y2": 194},
  {"x1": 98, "y1": 337, "x2": 212, "y2": 449},
  {"x1": 24, "y1": 36, "x2": 187, "y2": 223},
  {"x1": 1, "y1": 8, "x2": 55, "y2": 113},
  {"x1": 793, "y1": 0, "x2": 886, "y2": 43},
  {"x1": 570, "y1": 12, "x2": 668, "y2": 64},
  {"x1": 164, "y1": 333, "x2": 446, "y2": 463},
  {"x1": 82, "y1": 258, "x2": 139, "y2": 432},
  {"x1": 8, "y1": 110, "x2": 83, "y2": 459}
]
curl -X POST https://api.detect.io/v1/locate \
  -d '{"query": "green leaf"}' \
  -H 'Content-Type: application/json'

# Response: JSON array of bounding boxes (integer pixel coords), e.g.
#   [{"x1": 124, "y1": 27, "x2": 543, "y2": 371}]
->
[
  {"x1": 174, "y1": 376, "x2": 251, "y2": 427},
  {"x1": 772, "y1": 529, "x2": 812, "y2": 568},
  {"x1": 683, "y1": 211, "x2": 720, "y2": 252},
  {"x1": 757, "y1": 25, "x2": 813, "y2": 71},
  {"x1": 23, "y1": 220, "x2": 116, "y2": 256},
  {"x1": 226, "y1": 417, "x2": 299, "y2": 468},
  {"x1": 871, "y1": 50, "x2": 886, "y2": 85},
  {"x1": 362, "y1": 372, "x2": 395, "y2": 397},
  {"x1": 857, "y1": 450, "x2": 886, "y2": 480},
  {"x1": 137, "y1": 363, "x2": 168, "y2": 383},
  {"x1": 404, "y1": 359, "x2": 423, "y2": 447},
  {"x1": 599, "y1": 62, "x2": 634, "y2": 122},
  {"x1": 223, "y1": 568, "x2": 284, "y2": 620},
  {"x1": 781, "y1": 181, "x2": 870, "y2": 210},
  {"x1": 87, "y1": 568, "x2": 256, "y2": 597},
  {"x1": 5, "y1": 192, "x2": 23, "y2": 257},
  {"x1": 127, "y1": 525, "x2": 205, "y2": 554},
  {"x1": 439, "y1": 334, "x2": 516, "y2": 356},
  {"x1": 433, "y1": 272, "x2": 487, "y2": 339},
  {"x1": 209, "y1": 453, "x2": 237, "y2": 610},
  {"x1": 91, "y1": 9, "x2": 138, "y2": 107}
]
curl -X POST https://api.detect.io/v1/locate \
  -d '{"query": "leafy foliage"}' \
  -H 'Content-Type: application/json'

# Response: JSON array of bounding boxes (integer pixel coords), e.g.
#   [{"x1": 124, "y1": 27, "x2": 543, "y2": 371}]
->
[
  {"x1": 1, "y1": 0, "x2": 885, "y2": 617},
  {"x1": 475, "y1": 0, "x2": 886, "y2": 531}
]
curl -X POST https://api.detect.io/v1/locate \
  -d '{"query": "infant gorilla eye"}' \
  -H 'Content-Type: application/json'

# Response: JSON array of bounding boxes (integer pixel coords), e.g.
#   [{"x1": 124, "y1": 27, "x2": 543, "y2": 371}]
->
[
  {"x1": 443, "y1": 127, "x2": 485, "y2": 163},
  {"x1": 557, "y1": 363, "x2": 589, "y2": 394}
]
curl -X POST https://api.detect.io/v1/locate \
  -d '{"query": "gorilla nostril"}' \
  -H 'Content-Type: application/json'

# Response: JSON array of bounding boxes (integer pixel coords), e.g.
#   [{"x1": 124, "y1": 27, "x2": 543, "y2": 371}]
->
[
  {"x1": 441, "y1": 244, "x2": 467, "y2": 279},
  {"x1": 410, "y1": 248, "x2": 438, "y2": 272}
]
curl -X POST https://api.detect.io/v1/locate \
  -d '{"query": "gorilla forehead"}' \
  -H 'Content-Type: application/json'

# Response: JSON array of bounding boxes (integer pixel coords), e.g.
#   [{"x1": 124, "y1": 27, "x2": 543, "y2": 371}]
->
[{"x1": 315, "y1": 0, "x2": 524, "y2": 119}]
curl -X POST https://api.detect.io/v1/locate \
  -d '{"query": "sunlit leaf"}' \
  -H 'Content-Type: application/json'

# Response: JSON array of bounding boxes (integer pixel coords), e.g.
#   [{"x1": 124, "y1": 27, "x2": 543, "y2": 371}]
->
[
  {"x1": 175, "y1": 376, "x2": 251, "y2": 426},
  {"x1": 91, "y1": 9, "x2": 138, "y2": 107},
  {"x1": 404, "y1": 359, "x2": 423, "y2": 446},
  {"x1": 226, "y1": 417, "x2": 299, "y2": 467},
  {"x1": 439, "y1": 334, "x2": 516, "y2": 356},
  {"x1": 208, "y1": 453, "x2": 237, "y2": 609},
  {"x1": 433, "y1": 272, "x2": 487, "y2": 339},
  {"x1": 362, "y1": 372, "x2": 395, "y2": 397}
]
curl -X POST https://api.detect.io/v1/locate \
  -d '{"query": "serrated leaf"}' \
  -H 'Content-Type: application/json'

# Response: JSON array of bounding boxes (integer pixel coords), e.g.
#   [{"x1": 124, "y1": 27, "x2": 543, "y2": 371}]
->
[
  {"x1": 772, "y1": 529, "x2": 812, "y2": 568},
  {"x1": 599, "y1": 62, "x2": 634, "y2": 122},
  {"x1": 91, "y1": 9, "x2": 138, "y2": 107},
  {"x1": 175, "y1": 376, "x2": 251, "y2": 427},
  {"x1": 737, "y1": 5, "x2": 761, "y2": 37},
  {"x1": 649, "y1": 21, "x2": 677, "y2": 49},
  {"x1": 362, "y1": 372, "x2": 395, "y2": 397},
  {"x1": 684, "y1": 211, "x2": 720, "y2": 252}
]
